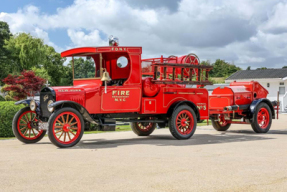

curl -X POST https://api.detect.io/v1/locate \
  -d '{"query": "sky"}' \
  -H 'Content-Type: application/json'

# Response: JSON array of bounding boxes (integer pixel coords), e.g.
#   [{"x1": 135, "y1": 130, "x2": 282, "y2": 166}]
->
[{"x1": 1, "y1": 0, "x2": 287, "y2": 69}]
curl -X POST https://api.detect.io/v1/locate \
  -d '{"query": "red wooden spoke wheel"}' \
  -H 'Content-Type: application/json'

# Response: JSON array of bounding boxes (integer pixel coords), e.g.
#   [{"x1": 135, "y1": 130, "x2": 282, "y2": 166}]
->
[
  {"x1": 169, "y1": 105, "x2": 197, "y2": 139},
  {"x1": 17, "y1": 111, "x2": 43, "y2": 140},
  {"x1": 257, "y1": 108, "x2": 270, "y2": 129},
  {"x1": 52, "y1": 112, "x2": 82, "y2": 145},
  {"x1": 218, "y1": 114, "x2": 228, "y2": 127},
  {"x1": 211, "y1": 114, "x2": 231, "y2": 131},
  {"x1": 48, "y1": 108, "x2": 84, "y2": 148},
  {"x1": 12, "y1": 107, "x2": 46, "y2": 144},
  {"x1": 176, "y1": 110, "x2": 194, "y2": 135},
  {"x1": 131, "y1": 117, "x2": 156, "y2": 136},
  {"x1": 183, "y1": 54, "x2": 200, "y2": 78}
]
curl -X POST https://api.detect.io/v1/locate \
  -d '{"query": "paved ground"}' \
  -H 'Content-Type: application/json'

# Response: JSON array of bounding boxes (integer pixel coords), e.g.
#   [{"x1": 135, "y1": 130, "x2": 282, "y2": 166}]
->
[{"x1": 1, "y1": 115, "x2": 287, "y2": 192}]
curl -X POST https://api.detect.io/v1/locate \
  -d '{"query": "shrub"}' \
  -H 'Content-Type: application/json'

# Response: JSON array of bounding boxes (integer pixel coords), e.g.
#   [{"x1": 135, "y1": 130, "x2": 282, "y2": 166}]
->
[
  {"x1": 0, "y1": 101, "x2": 24, "y2": 137},
  {"x1": 0, "y1": 95, "x2": 5, "y2": 101}
]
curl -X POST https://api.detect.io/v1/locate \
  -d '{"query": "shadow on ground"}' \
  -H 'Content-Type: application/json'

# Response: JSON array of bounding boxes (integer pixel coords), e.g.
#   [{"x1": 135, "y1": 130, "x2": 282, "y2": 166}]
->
[{"x1": 74, "y1": 133, "x2": 274, "y2": 149}]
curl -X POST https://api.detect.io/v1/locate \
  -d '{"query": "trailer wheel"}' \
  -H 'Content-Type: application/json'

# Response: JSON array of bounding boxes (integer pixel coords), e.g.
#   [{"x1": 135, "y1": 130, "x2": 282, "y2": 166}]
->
[
  {"x1": 169, "y1": 105, "x2": 197, "y2": 139},
  {"x1": 131, "y1": 117, "x2": 156, "y2": 136},
  {"x1": 48, "y1": 107, "x2": 84, "y2": 148},
  {"x1": 12, "y1": 107, "x2": 46, "y2": 144},
  {"x1": 211, "y1": 114, "x2": 231, "y2": 131},
  {"x1": 251, "y1": 103, "x2": 272, "y2": 133}
]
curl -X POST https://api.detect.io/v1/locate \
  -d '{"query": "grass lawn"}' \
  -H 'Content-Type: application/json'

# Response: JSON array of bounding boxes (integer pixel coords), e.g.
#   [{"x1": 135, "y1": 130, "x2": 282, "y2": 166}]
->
[{"x1": 0, "y1": 121, "x2": 211, "y2": 140}]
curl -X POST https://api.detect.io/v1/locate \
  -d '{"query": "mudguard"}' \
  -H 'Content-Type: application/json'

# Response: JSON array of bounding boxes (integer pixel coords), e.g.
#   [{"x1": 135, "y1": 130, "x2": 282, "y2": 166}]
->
[
  {"x1": 49, "y1": 100, "x2": 98, "y2": 124},
  {"x1": 250, "y1": 99, "x2": 275, "y2": 119},
  {"x1": 167, "y1": 100, "x2": 200, "y2": 121},
  {"x1": 15, "y1": 99, "x2": 40, "y2": 106}
]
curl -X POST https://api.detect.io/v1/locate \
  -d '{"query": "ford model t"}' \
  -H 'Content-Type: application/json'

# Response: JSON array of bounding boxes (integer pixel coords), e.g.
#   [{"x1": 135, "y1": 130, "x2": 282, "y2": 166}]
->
[
  {"x1": 12, "y1": 38, "x2": 214, "y2": 147},
  {"x1": 12, "y1": 38, "x2": 276, "y2": 148}
]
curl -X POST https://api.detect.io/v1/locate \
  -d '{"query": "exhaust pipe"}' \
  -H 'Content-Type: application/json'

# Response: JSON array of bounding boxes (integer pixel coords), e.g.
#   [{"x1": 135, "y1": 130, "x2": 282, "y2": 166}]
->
[{"x1": 224, "y1": 104, "x2": 250, "y2": 111}]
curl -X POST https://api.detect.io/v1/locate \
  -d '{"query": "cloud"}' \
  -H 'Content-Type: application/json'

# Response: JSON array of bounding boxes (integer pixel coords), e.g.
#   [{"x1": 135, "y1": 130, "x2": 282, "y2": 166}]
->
[{"x1": 0, "y1": 0, "x2": 287, "y2": 69}]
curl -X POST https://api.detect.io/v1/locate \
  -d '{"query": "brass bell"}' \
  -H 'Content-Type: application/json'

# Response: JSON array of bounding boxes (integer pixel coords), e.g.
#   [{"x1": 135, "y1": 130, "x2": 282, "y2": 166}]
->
[{"x1": 101, "y1": 69, "x2": 111, "y2": 82}]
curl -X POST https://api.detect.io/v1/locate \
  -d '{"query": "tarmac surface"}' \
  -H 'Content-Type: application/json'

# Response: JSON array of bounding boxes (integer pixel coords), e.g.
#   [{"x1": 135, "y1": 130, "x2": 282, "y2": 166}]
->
[{"x1": 1, "y1": 115, "x2": 287, "y2": 192}]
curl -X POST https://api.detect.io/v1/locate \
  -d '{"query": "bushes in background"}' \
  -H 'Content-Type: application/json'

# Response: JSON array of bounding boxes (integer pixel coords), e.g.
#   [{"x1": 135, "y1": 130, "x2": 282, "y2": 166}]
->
[
  {"x1": 0, "y1": 101, "x2": 24, "y2": 137},
  {"x1": 0, "y1": 95, "x2": 5, "y2": 101}
]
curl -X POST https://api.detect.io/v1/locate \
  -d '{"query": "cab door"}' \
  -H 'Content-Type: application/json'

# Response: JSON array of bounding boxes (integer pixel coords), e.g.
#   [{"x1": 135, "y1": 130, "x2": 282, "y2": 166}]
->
[{"x1": 100, "y1": 85, "x2": 142, "y2": 113}]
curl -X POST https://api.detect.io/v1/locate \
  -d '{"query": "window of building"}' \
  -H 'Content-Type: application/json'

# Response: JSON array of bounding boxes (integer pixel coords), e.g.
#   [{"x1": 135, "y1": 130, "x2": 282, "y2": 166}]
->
[
  {"x1": 267, "y1": 83, "x2": 270, "y2": 87},
  {"x1": 279, "y1": 87, "x2": 285, "y2": 95},
  {"x1": 280, "y1": 82, "x2": 284, "y2": 86}
]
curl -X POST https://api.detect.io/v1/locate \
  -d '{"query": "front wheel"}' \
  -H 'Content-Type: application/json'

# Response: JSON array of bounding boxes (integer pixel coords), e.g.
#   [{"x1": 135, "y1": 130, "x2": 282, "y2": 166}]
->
[
  {"x1": 251, "y1": 103, "x2": 272, "y2": 133},
  {"x1": 48, "y1": 107, "x2": 84, "y2": 148},
  {"x1": 131, "y1": 117, "x2": 156, "y2": 136},
  {"x1": 169, "y1": 105, "x2": 197, "y2": 139},
  {"x1": 12, "y1": 107, "x2": 46, "y2": 144}
]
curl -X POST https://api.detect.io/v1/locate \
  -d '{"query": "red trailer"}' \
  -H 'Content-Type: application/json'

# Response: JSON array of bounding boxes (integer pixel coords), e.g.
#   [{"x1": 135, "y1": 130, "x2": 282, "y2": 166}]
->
[
  {"x1": 11, "y1": 38, "x2": 276, "y2": 148},
  {"x1": 209, "y1": 81, "x2": 277, "y2": 133}
]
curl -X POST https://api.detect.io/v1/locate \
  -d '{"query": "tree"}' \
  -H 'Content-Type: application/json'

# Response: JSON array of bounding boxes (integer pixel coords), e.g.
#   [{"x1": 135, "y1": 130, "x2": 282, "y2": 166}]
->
[
  {"x1": 2, "y1": 71, "x2": 45, "y2": 100},
  {"x1": 0, "y1": 21, "x2": 12, "y2": 85},
  {"x1": 209, "y1": 59, "x2": 241, "y2": 77},
  {"x1": 282, "y1": 66, "x2": 287, "y2": 68},
  {"x1": 71, "y1": 57, "x2": 95, "y2": 79},
  {"x1": 246, "y1": 66, "x2": 251, "y2": 70},
  {"x1": 256, "y1": 67, "x2": 267, "y2": 70}
]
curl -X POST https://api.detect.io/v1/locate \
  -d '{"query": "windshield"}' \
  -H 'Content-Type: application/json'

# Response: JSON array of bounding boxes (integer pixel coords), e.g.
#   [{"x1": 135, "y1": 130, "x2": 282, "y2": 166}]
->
[{"x1": 72, "y1": 54, "x2": 101, "y2": 79}]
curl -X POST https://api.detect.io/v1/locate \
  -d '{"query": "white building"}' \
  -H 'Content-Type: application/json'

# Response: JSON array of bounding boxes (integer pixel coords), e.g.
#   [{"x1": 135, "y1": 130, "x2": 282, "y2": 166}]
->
[{"x1": 225, "y1": 69, "x2": 287, "y2": 112}]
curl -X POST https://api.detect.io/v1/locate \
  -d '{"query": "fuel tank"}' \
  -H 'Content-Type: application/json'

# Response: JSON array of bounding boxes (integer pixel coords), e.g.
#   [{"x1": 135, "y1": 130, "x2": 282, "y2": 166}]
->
[{"x1": 209, "y1": 81, "x2": 268, "y2": 110}]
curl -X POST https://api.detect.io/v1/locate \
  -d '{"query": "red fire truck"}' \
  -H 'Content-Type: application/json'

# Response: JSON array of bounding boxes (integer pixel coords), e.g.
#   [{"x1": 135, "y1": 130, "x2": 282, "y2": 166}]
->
[{"x1": 12, "y1": 39, "x2": 276, "y2": 148}]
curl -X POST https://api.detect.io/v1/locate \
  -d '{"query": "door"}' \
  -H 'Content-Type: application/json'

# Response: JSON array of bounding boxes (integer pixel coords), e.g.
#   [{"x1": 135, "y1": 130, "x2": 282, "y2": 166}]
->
[{"x1": 100, "y1": 86, "x2": 142, "y2": 113}]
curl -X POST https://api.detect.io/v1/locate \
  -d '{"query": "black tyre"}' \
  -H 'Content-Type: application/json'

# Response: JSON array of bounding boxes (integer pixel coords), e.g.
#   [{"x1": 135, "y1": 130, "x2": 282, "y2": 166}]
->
[
  {"x1": 131, "y1": 117, "x2": 156, "y2": 136},
  {"x1": 168, "y1": 105, "x2": 197, "y2": 139},
  {"x1": 12, "y1": 107, "x2": 46, "y2": 144},
  {"x1": 211, "y1": 114, "x2": 231, "y2": 131},
  {"x1": 251, "y1": 103, "x2": 272, "y2": 133},
  {"x1": 48, "y1": 107, "x2": 84, "y2": 148}
]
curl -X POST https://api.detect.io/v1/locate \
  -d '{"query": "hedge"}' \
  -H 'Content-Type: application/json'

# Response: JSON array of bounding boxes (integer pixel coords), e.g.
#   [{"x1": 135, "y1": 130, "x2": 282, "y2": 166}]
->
[
  {"x1": 0, "y1": 101, "x2": 24, "y2": 137},
  {"x1": 0, "y1": 95, "x2": 5, "y2": 101}
]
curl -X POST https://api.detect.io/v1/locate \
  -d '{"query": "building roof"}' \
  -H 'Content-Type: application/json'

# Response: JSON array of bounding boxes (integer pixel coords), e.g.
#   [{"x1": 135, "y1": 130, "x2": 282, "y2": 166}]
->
[{"x1": 226, "y1": 69, "x2": 287, "y2": 80}]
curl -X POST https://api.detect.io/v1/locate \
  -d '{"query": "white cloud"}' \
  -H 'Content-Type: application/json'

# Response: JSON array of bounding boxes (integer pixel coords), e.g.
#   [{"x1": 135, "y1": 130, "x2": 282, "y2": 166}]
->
[{"x1": 1, "y1": 0, "x2": 287, "y2": 69}]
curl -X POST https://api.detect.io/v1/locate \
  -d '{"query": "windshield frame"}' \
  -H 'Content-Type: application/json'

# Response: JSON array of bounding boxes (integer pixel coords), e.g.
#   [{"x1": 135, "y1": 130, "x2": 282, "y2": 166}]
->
[{"x1": 72, "y1": 53, "x2": 103, "y2": 81}]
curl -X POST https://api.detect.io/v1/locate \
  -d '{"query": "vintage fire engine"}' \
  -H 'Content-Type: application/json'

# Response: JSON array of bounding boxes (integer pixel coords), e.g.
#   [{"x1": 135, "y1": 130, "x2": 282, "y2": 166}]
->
[{"x1": 12, "y1": 37, "x2": 276, "y2": 148}]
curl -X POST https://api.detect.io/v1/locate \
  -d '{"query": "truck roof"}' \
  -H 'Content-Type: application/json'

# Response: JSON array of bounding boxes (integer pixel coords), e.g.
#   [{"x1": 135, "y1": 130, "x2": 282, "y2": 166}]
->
[{"x1": 61, "y1": 46, "x2": 142, "y2": 57}]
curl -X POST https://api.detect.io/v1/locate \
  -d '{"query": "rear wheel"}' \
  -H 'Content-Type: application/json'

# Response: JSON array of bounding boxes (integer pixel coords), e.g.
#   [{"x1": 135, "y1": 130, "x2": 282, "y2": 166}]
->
[
  {"x1": 251, "y1": 103, "x2": 272, "y2": 133},
  {"x1": 169, "y1": 105, "x2": 197, "y2": 139},
  {"x1": 48, "y1": 107, "x2": 84, "y2": 148},
  {"x1": 211, "y1": 114, "x2": 231, "y2": 131},
  {"x1": 131, "y1": 117, "x2": 156, "y2": 136},
  {"x1": 12, "y1": 107, "x2": 46, "y2": 144}
]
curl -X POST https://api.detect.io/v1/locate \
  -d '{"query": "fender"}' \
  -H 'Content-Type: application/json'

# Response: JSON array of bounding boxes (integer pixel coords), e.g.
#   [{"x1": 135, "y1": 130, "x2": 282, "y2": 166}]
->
[
  {"x1": 15, "y1": 99, "x2": 39, "y2": 106},
  {"x1": 167, "y1": 100, "x2": 200, "y2": 121},
  {"x1": 250, "y1": 99, "x2": 275, "y2": 119},
  {"x1": 49, "y1": 101, "x2": 98, "y2": 124}
]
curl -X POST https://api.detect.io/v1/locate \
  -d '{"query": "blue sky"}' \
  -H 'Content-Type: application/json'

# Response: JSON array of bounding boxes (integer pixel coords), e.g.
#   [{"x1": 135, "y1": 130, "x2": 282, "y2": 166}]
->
[{"x1": 1, "y1": 0, "x2": 287, "y2": 69}]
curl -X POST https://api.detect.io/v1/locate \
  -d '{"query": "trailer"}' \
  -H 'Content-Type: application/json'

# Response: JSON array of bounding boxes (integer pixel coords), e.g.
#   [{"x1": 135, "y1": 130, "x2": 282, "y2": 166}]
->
[
  {"x1": 209, "y1": 81, "x2": 278, "y2": 133},
  {"x1": 11, "y1": 37, "x2": 276, "y2": 148}
]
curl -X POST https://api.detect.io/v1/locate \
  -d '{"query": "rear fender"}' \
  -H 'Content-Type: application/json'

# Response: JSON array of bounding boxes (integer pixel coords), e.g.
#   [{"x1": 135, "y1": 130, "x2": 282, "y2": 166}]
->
[
  {"x1": 167, "y1": 101, "x2": 200, "y2": 121},
  {"x1": 49, "y1": 101, "x2": 98, "y2": 124},
  {"x1": 250, "y1": 99, "x2": 275, "y2": 119}
]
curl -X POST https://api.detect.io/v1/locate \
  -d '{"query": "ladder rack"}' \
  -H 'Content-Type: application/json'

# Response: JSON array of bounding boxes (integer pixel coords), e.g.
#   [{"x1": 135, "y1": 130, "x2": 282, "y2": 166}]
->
[{"x1": 150, "y1": 62, "x2": 213, "y2": 86}]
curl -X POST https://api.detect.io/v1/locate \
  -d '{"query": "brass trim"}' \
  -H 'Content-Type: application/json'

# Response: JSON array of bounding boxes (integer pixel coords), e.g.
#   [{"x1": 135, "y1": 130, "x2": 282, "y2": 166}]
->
[{"x1": 178, "y1": 92, "x2": 195, "y2": 94}]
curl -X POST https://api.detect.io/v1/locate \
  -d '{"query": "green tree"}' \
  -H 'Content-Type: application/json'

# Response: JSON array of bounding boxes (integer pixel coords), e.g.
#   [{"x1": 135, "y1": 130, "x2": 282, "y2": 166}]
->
[
  {"x1": 282, "y1": 66, "x2": 287, "y2": 68},
  {"x1": 246, "y1": 66, "x2": 251, "y2": 70},
  {"x1": 71, "y1": 57, "x2": 95, "y2": 79},
  {"x1": 209, "y1": 59, "x2": 241, "y2": 77},
  {"x1": 0, "y1": 21, "x2": 12, "y2": 85},
  {"x1": 256, "y1": 67, "x2": 267, "y2": 70}
]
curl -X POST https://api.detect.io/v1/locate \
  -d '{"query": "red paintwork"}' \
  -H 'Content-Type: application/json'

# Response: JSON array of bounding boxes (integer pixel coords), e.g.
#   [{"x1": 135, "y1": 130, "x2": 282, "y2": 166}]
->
[
  {"x1": 54, "y1": 46, "x2": 209, "y2": 120},
  {"x1": 52, "y1": 111, "x2": 82, "y2": 144},
  {"x1": 17, "y1": 111, "x2": 44, "y2": 140}
]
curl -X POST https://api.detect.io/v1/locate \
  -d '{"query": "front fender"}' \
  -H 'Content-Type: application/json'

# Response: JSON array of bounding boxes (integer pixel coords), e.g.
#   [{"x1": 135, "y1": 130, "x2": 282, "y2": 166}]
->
[
  {"x1": 49, "y1": 101, "x2": 98, "y2": 124},
  {"x1": 250, "y1": 98, "x2": 275, "y2": 119},
  {"x1": 15, "y1": 99, "x2": 40, "y2": 106}
]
